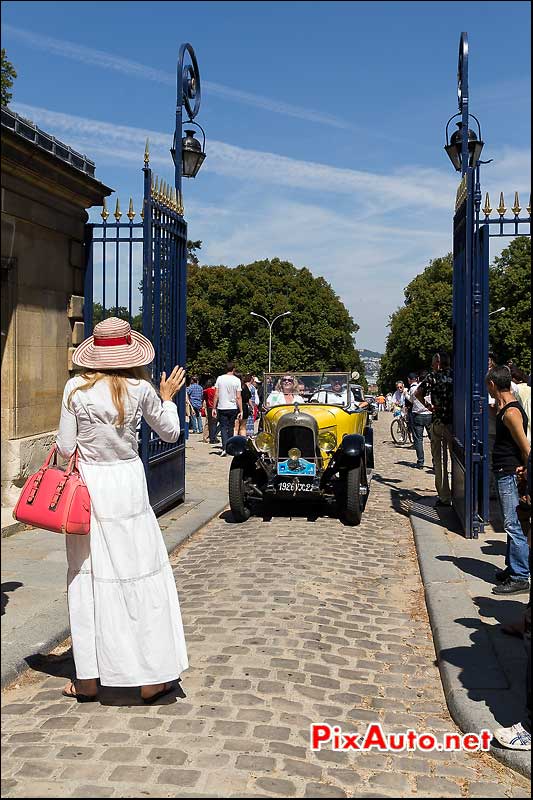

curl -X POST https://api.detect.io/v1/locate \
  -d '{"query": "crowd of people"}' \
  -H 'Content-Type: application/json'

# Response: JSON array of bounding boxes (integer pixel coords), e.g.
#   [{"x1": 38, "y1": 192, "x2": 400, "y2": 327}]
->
[
  {"x1": 383, "y1": 350, "x2": 531, "y2": 750},
  {"x1": 184, "y1": 365, "x2": 262, "y2": 455}
]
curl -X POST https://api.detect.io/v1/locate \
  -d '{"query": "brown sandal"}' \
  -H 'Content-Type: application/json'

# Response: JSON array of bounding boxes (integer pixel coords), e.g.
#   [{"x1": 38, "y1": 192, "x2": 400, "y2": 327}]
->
[{"x1": 62, "y1": 681, "x2": 98, "y2": 703}]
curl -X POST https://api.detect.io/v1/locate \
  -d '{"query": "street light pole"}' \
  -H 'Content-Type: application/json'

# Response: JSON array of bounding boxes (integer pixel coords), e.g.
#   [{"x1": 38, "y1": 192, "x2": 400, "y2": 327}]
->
[
  {"x1": 250, "y1": 311, "x2": 291, "y2": 372},
  {"x1": 488, "y1": 306, "x2": 506, "y2": 317}
]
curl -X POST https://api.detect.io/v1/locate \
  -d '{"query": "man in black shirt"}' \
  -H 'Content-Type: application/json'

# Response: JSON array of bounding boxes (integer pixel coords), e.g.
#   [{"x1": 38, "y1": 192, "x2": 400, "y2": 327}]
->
[{"x1": 416, "y1": 352, "x2": 454, "y2": 507}]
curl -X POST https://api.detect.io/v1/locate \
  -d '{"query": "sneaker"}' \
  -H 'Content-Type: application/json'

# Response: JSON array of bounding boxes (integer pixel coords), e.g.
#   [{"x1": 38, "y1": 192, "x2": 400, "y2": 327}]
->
[
  {"x1": 494, "y1": 567, "x2": 510, "y2": 583},
  {"x1": 492, "y1": 722, "x2": 531, "y2": 751},
  {"x1": 415, "y1": 464, "x2": 424, "y2": 470},
  {"x1": 492, "y1": 577, "x2": 530, "y2": 595},
  {"x1": 220, "y1": 451, "x2": 227, "y2": 457}
]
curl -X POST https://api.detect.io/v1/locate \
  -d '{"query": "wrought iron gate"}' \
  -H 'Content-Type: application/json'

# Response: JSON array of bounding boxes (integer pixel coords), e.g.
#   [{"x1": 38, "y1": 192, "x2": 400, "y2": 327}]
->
[
  {"x1": 452, "y1": 169, "x2": 489, "y2": 538},
  {"x1": 450, "y1": 32, "x2": 531, "y2": 538},
  {"x1": 83, "y1": 148, "x2": 187, "y2": 514}
]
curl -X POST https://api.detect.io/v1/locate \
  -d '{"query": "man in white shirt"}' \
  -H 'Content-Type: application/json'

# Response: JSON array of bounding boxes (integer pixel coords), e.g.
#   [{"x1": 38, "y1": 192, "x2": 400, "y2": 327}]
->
[
  {"x1": 393, "y1": 381, "x2": 408, "y2": 408},
  {"x1": 408, "y1": 372, "x2": 432, "y2": 469},
  {"x1": 213, "y1": 362, "x2": 243, "y2": 456}
]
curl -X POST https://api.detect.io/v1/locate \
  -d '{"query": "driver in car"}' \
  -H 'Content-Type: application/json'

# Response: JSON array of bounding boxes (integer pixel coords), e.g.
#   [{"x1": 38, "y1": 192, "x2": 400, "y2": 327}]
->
[{"x1": 313, "y1": 377, "x2": 369, "y2": 410}]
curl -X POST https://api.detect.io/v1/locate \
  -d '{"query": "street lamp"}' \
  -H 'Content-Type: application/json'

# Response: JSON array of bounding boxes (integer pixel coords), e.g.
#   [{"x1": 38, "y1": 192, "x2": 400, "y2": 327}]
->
[
  {"x1": 489, "y1": 306, "x2": 506, "y2": 317},
  {"x1": 170, "y1": 43, "x2": 206, "y2": 205},
  {"x1": 250, "y1": 311, "x2": 291, "y2": 372},
  {"x1": 443, "y1": 32, "x2": 485, "y2": 176}
]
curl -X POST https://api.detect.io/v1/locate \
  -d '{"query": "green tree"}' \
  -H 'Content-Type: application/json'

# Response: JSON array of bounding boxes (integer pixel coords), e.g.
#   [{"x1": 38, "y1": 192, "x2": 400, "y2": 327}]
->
[
  {"x1": 1, "y1": 49, "x2": 17, "y2": 106},
  {"x1": 186, "y1": 257, "x2": 366, "y2": 384},
  {"x1": 187, "y1": 240, "x2": 202, "y2": 266},
  {"x1": 378, "y1": 254, "x2": 453, "y2": 392},
  {"x1": 488, "y1": 236, "x2": 531, "y2": 371},
  {"x1": 378, "y1": 237, "x2": 532, "y2": 392}
]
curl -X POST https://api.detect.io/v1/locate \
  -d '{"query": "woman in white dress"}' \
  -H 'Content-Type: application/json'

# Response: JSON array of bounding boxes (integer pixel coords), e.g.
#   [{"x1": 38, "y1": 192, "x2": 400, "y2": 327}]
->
[{"x1": 56, "y1": 317, "x2": 188, "y2": 703}]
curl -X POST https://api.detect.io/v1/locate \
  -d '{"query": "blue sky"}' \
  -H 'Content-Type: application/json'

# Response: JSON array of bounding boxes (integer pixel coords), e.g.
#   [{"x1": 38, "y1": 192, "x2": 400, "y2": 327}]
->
[{"x1": 3, "y1": 1, "x2": 531, "y2": 350}]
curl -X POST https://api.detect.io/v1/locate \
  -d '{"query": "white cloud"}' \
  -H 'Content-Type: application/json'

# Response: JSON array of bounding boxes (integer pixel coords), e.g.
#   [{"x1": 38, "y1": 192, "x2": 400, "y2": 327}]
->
[
  {"x1": 11, "y1": 102, "x2": 530, "y2": 350},
  {"x1": 4, "y1": 24, "x2": 355, "y2": 130}
]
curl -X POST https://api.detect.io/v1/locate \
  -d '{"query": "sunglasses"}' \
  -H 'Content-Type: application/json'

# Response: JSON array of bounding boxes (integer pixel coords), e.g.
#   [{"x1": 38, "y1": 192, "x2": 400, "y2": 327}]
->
[{"x1": 282, "y1": 378, "x2": 293, "y2": 383}]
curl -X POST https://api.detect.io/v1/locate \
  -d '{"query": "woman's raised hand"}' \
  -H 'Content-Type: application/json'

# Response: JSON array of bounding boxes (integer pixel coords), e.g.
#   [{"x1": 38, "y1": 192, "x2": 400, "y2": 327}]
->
[{"x1": 160, "y1": 366, "x2": 186, "y2": 402}]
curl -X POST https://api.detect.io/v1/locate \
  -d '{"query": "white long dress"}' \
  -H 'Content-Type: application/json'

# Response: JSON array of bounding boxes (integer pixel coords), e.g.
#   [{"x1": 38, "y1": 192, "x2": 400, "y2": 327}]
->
[{"x1": 56, "y1": 376, "x2": 188, "y2": 687}]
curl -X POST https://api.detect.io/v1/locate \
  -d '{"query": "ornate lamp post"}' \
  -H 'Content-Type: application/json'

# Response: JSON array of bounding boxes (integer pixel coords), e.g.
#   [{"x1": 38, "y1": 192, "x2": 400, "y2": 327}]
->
[
  {"x1": 250, "y1": 311, "x2": 291, "y2": 372},
  {"x1": 170, "y1": 43, "x2": 207, "y2": 206}
]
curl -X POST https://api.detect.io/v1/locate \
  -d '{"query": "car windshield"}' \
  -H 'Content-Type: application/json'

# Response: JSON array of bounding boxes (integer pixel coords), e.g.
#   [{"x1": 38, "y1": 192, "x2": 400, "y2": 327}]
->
[{"x1": 263, "y1": 372, "x2": 355, "y2": 408}]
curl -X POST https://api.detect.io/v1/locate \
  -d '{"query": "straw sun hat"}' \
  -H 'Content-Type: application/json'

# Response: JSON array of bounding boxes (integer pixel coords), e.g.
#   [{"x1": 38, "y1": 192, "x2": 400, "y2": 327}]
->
[{"x1": 73, "y1": 317, "x2": 155, "y2": 370}]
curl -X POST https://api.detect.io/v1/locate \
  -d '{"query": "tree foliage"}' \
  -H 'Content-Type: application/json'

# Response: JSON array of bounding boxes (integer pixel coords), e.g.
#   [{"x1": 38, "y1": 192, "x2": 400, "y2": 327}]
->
[
  {"x1": 487, "y1": 236, "x2": 531, "y2": 371},
  {"x1": 378, "y1": 237, "x2": 531, "y2": 392},
  {"x1": 1, "y1": 49, "x2": 17, "y2": 106},
  {"x1": 186, "y1": 257, "x2": 366, "y2": 383},
  {"x1": 378, "y1": 255, "x2": 453, "y2": 391}
]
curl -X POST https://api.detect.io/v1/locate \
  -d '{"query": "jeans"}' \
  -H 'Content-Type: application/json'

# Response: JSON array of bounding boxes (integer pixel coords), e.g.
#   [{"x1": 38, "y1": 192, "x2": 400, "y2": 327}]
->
[
  {"x1": 190, "y1": 407, "x2": 203, "y2": 433},
  {"x1": 411, "y1": 412, "x2": 432, "y2": 465},
  {"x1": 206, "y1": 407, "x2": 219, "y2": 443},
  {"x1": 495, "y1": 472, "x2": 530, "y2": 581},
  {"x1": 218, "y1": 409, "x2": 238, "y2": 451},
  {"x1": 431, "y1": 420, "x2": 453, "y2": 503}
]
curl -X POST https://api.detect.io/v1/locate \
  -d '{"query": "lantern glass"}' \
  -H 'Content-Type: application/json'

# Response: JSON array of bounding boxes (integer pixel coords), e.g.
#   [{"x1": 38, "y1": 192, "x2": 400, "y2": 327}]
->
[
  {"x1": 445, "y1": 122, "x2": 484, "y2": 171},
  {"x1": 182, "y1": 129, "x2": 206, "y2": 178}
]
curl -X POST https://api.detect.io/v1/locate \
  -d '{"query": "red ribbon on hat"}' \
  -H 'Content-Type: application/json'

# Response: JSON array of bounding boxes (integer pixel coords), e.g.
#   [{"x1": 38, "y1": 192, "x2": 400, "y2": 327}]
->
[{"x1": 93, "y1": 335, "x2": 132, "y2": 347}]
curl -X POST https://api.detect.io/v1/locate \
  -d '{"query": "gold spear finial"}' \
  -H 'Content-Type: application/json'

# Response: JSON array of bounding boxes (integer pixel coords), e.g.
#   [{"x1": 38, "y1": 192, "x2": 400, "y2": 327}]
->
[
  {"x1": 114, "y1": 198, "x2": 122, "y2": 221},
  {"x1": 527, "y1": 195, "x2": 531, "y2": 216},
  {"x1": 127, "y1": 197, "x2": 136, "y2": 222},
  {"x1": 171, "y1": 186, "x2": 177, "y2": 212},
  {"x1": 140, "y1": 201, "x2": 144, "y2": 221},
  {"x1": 162, "y1": 181, "x2": 168, "y2": 205},
  {"x1": 101, "y1": 196, "x2": 110, "y2": 221},
  {"x1": 497, "y1": 192, "x2": 506, "y2": 216},
  {"x1": 511, "y1": 192, "x2": 521, "y2": 216},
  {"x1": 482, "y1": 193, "x2": 492, "y2": 217},
  {"x1": 153, "y1": 176, "x2": 159, "y2": 199},
  {"x1": 177, "y1": 189, "x2": 184, "y2": 216},
  {"x1": 144, "y1": 138, "x2": 150, "y2": 167}
]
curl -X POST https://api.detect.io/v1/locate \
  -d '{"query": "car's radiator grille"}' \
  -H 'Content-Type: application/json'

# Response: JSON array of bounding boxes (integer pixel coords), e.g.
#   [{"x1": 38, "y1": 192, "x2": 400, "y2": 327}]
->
[{"x1": 278, "y1": 427, "x2": 316, "y2": 459}]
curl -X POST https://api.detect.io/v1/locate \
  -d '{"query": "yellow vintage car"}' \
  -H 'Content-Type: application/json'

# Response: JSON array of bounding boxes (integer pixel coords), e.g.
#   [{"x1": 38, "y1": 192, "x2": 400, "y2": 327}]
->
[{"x1": 226, "y1": 372, "x2": 374, "y2": 525}]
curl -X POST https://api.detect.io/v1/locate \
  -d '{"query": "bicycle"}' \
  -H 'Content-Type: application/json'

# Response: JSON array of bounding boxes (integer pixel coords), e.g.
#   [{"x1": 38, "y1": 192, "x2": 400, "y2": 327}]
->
[{"x1": 390, "y1": 412, "x2": 413, "y2": 445}]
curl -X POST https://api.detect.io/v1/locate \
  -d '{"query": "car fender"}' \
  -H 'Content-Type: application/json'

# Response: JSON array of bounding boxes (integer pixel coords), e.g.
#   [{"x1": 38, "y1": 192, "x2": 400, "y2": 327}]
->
[
  {"x1": 338, "y1": 433, "x2": 366, "y2": 467},
  {"x1": 363, "y1": 425, "x2": 374, "y2": 469},
  {"x1": 226, "y1": 435, "x2": 252, "y2": 458}
]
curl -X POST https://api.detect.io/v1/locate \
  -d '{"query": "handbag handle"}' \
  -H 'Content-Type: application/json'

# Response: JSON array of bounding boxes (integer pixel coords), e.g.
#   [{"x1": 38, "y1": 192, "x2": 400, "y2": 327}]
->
[{"x1": 26, "y1": 445, "x2": 58, "y2": 505}]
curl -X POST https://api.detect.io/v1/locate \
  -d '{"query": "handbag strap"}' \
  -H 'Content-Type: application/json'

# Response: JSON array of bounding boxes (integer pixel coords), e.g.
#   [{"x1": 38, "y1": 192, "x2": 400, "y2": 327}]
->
[{"x1": 26, "y1": 445, "x2": 58, "y2": 504}]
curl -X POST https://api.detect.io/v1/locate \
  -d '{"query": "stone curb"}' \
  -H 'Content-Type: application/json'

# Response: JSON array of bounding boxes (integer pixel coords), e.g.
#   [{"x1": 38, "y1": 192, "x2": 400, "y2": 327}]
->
[
  {"x1": 410, "y1": 512, "x2": 531, "y2": 780},
  {"x1": 0, "y1": 492, "x2": 229, "y2": 690}
]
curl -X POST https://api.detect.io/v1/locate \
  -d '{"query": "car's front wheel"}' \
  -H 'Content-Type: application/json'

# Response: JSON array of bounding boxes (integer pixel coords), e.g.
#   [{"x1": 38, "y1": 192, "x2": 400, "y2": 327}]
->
[
  {"x1": 229, "y1": 458, "x2": 252, "y2": 522},
  {"x1": 343, "y1": 463, "x2": 365, "y2": 525}
]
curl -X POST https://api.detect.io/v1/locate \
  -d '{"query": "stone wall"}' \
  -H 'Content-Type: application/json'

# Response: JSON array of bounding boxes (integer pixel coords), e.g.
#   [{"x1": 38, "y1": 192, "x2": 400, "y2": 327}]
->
[{"x1": 1, "y1": 127, "x2": 111, "y2": 525}]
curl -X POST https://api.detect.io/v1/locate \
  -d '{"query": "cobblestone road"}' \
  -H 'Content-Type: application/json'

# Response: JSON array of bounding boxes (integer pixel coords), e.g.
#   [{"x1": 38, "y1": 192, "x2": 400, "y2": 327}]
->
[{"x1": 1, "y1": 417, "x2": 530, "y2": 798}]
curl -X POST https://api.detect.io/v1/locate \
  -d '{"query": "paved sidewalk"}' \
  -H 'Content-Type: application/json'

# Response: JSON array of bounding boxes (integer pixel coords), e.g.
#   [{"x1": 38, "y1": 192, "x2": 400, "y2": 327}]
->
[
  {"x1": 1, "y1": 435, "x2": 231, "y2": 689},
  {"x1": 400, "y1": 438, "x2": 530, "y2": 779}
]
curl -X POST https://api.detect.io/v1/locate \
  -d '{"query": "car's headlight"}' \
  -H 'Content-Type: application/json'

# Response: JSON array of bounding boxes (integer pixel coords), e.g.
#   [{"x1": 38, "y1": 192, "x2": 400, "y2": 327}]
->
[
  {"x1": 318, "y1": 431, "x2": 337, "y2": 452},
  {"x1": 255, "y1": 432, "x2": 274, "y2": 453}
]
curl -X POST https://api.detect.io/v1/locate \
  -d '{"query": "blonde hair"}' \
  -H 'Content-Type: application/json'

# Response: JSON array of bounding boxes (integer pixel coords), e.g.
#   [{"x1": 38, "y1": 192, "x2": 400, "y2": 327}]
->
[{"x1": 68, "y1": 367, "x2": 150, "y2": 427}]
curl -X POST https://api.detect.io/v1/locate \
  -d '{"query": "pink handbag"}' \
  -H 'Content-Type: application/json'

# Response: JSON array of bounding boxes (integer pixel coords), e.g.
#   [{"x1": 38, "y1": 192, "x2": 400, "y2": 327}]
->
[{"x1": 13, "y1": 446, "x2": 91, "y2": 535}]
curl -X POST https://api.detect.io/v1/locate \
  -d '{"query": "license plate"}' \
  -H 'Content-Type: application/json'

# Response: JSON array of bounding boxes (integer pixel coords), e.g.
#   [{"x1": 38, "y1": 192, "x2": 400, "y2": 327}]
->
[{"x1": 277, "y1": 479, "x2": 316, "y2": 494}]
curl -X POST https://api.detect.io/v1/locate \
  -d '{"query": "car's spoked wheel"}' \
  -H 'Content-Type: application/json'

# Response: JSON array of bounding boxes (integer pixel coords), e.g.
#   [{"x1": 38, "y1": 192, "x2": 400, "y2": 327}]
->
[
  {"x1": 390, "y1": 418, "x2": 406, "y2": 445},
  {"x1": 229, "y1": 459, "x2": 251, "y2": 521},
  {"x1": 343, "y1": 463, "x2": 364, "y2": 525}
]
